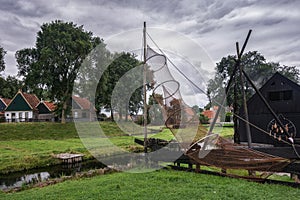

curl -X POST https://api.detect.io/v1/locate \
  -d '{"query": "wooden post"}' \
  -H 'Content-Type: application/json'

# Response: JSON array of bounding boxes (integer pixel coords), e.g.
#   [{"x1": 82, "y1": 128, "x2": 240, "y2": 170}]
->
[
  {"x1": 195, "y1": 164, "x2": 201, "y2": 173},
  {"x1": 143, "y1": 21, "x2": 148, "y2": 153},
  {"x1": 236, "y1": 42, "x2": 252, "y2": 148},
  {"x1": 233, "y1": 68, "x2": 240, "y2": 144},
  {"x1": 241, "y1": 69, "x2": 292, "y2": 140},
  {"x1": 248, "y1": 170, "x2": 256, "y2": 177},
  {"x1": 207, "y1": 30, "x2": 252, "y2": 135},
  {"x1": 188, "y1": 163, "x2": 193, "y2": 170}
]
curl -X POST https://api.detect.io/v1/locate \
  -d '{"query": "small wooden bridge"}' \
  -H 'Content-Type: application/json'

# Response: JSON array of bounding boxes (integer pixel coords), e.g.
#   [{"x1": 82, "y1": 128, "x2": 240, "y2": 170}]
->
[{"x1": 55, "y1": 153, "x2": 83, "y2": 164}]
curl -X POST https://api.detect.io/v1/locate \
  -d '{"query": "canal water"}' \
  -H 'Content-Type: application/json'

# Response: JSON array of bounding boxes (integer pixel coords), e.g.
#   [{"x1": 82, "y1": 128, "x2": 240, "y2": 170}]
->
[{"x1": 0, "y1": 159, "x2": 106, "y2": 191}]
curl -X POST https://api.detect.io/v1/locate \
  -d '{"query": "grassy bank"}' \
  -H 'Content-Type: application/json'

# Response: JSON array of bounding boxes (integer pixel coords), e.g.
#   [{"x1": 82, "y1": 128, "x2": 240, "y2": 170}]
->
[
  {"x1": 0, "y1": 122, "x2": 233, "y2": 173},
  {"x1": 0, "y1": 122, "x2": 142, "y2": 173},
  {"x1": 1, "y1": 169, "x2": 299, "y2": 200}
]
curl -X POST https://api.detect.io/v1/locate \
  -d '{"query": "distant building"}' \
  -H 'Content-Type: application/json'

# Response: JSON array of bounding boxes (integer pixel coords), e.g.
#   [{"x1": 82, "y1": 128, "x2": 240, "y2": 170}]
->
[
  {"x1": 71, "y1": 95, "x2": 96, "y2": 121},
  {"x1": 36, "y1": 101, "x2": 56, "y2": 121},
  {"x1": 0, "y1": 97, "x2": 11, "y2": 119},
  {"x1": 202, "y1": 106, "x2": 220, "y2": 123}
]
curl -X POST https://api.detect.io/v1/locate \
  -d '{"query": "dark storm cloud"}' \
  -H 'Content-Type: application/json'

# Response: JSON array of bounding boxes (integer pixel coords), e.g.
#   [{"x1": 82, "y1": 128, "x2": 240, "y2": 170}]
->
[{"x1": 0, "y1": 0, "x2": 299, "y2": 76}]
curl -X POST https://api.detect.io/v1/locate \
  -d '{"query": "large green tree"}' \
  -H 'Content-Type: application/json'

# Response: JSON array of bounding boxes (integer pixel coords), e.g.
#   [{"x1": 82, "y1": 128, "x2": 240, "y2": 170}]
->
[
  {"x1": 100, "y1": 52, "x2": 142, "y2": 121},
  {"x1": 0, "y1": 45, "x2": 6, "y2": 72},
  {"x1": 0, "y1": 76, "x2": 23, "y2": 99},
  {"x1": 207, "y1": 51, "x2": 300, "y2": 109},
  {"x1": 16, "y1": 20, "x2": 101, "y2": 123}
]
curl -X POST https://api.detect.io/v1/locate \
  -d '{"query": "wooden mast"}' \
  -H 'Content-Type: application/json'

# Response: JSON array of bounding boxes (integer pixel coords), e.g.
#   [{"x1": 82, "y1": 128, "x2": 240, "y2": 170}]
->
[
  {"x1": 236, "y1": 42, "x2": 252, "y2": 148},
  {"x1": 143, "y1": 21, "x2": 148, "y2": 153},
  {"x1": 207, "y1": 30, "x2": 252, "y2": 135}
]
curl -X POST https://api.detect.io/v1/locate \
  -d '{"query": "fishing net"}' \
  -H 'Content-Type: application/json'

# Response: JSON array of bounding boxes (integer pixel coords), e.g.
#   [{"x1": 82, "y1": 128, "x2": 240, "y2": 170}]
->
[
  {"x1": 146, "y1": 46, "x2": 207, "y2": 150},
  {"x1": 146, "y1": 46, "x2": 291, "y2": 172}
]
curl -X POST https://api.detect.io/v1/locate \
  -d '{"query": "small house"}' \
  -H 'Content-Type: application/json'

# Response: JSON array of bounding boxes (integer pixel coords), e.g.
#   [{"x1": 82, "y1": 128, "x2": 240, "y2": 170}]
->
[
  {"x1": 5, "y1": 90, "x2": 40, "y2": 122},
  {"x1": 71, "y1": 95, "x2": 95, "y2": 121},
  {"x1": 238, "y1": 72, "x2": 300, "y2": 146},
  {"x1": 36, "y1": 101, "x2": 56, "y2": 121},
  {"x1": 0, "y1": 97, "x2": 11, "y2": 119},
  {"x1": 202, "y1": 106, "x2": 220, "y2": 123}
]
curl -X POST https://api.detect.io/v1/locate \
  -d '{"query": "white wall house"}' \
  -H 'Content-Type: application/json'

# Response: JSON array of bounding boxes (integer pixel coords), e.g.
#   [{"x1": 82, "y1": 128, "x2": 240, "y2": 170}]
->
[{"x1": 4, "y1": 90, "x2": 40, "y2": 122}]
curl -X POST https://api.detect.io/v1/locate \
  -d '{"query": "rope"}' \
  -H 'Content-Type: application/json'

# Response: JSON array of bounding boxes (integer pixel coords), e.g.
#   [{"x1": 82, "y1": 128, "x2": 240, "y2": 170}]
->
[
  {"x1": 145, "y1": 31, "x2": 300, "y2": 159},
  {"x1": 146, "y1": 32, "x2": 207, "y2": 95}
]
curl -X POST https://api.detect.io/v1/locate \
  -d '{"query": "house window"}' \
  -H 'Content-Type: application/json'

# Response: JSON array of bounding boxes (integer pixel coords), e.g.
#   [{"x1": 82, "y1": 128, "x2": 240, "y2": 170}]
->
[
  {"x1": 82, "y1": 112, "x2": 87, "y2": 118},
  {"x1": 74, "y1": 112, "x2": 78, "y2": 118},
  {"x1": 25, "y1": 112, "x2": 29, "y2": 119},
  {"x1": 19, "y1": 112, "x2": 22, "y2": 119},
  {"x1": 269, "y1": 90, "x2": 293, "y2": 101}
]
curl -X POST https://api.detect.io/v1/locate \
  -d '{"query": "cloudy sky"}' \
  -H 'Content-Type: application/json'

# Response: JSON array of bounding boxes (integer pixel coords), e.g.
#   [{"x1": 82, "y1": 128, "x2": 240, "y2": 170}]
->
[
  {"x1": 0, "y1": 0, "x2": 299, "y2": 106},
  {"x1": 1, "y1": 0, "x2": 300, "y2": 76}
]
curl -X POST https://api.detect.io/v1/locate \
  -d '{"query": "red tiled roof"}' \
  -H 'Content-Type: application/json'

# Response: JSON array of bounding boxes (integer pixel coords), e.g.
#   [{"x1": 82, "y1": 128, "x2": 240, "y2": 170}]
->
[
  {"x1": 0, "y1": 97, "x2": 11, "y2": 106},
  {"x1": 43, "y1": 101, "x2": 56, "y2": 111},
  {"x1": 22, "y1": 92, "x2": 40, "y2": 109},
  {"x1": 202, "y1": 110, "x2": 214, "y2": 119},
  {"x1": 72, "y1": 96, "x2": 91, "y2": 110}
]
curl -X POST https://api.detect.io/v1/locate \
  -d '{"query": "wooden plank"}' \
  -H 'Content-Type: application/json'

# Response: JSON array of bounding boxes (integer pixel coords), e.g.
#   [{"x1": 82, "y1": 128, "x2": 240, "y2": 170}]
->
[{"x1": 253, "y1": 147, "x2": 300, "y2": 159}]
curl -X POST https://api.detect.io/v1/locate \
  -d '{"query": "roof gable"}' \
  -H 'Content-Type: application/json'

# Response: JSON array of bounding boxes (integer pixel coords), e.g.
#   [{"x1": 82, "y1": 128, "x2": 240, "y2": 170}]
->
[
  {"x1": 44, "y1": 101, "x2": 56, "y2": 111},
  {"x1": 247, "y1": 72, "x2": 300, "y2": 105},
  {"x1": 0, "y1": 98, "x2": 11, "y2": 106},
  {"x1": 0, "y1": 98, "x2": 8, "y2": 111},
  {"x1": 37, "y1": 101, "x2": 56, "y2": 114},
  {"x1": 72, "y1": 96, "x2": 91, "y2": 110},
  {"x1": 5, "y1": 91, "x2": 40, "y2": 112}
]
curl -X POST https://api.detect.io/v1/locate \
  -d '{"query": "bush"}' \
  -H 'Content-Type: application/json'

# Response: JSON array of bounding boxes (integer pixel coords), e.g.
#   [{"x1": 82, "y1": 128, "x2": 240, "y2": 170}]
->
[
  {"x1": 225, "y1": 112, "x2": 233, "y2": 122},
  {"x1": 97, "y1": 113, "x2": 107, "y2": 121},
  {"x1": 199, "y1": 114, "x2": 209, "y2": 124},
  {"x1": 0, "y1": 117, "x2": 5, "y2": 123}
]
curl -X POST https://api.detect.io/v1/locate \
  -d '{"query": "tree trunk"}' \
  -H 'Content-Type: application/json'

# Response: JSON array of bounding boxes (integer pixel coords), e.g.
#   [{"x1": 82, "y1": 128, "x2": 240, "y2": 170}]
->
[
  {"x1": 89, "y1": 99, "x2": 93, "y2": 122},
  {"x1": 61, "y1": 100, "x2": 68, "y2": 124},
  {"x1": 110, "y1": 107, "x2": 114, "y2": 121}
]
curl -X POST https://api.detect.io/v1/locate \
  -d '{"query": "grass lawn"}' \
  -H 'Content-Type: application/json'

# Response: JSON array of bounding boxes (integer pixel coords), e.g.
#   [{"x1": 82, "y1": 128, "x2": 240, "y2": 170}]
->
[
  {"x1": 0, "y1": 122, "x2": 233, "y2": 173},
  {"x1": 1, "y1": 169, "x2": 299, "y2": 200},
  {"x1": 1, "y1": 122, "x2": 299, "y2": 199},
  {"x1": 0, "y1": 122, "x2": 142, "y2": 173}
]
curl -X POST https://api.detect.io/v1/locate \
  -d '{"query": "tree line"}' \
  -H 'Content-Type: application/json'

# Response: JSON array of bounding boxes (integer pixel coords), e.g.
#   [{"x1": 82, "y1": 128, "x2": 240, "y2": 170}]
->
[
  {"x1": 0, "y1": 20, "x2": 142, "y2": 123},
  {"x1": 1, "y1": 20, "x2": 299, "y2": 123},
  {"x1": 206, "y1": 51, "x2": 300, "y2": 111}
]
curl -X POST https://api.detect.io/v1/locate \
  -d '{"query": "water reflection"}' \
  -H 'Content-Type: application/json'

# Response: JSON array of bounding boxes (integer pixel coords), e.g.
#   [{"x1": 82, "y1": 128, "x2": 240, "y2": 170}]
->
[
  {"x1": 0, "y1": 159, "x2": 106, "y2": 190},
  {"x1": 0, "y1": 172, "x2": 50, "y2": 190}
]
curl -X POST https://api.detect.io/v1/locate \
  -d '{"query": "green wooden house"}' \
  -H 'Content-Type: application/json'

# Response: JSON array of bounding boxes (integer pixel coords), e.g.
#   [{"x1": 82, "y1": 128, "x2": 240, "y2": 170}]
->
[
  {"x1": 5, "y1": 90, "x2": 40, "y2": 122},
  {"x1": 36, "y1": 101, "x2": 56, "y2": 121}
]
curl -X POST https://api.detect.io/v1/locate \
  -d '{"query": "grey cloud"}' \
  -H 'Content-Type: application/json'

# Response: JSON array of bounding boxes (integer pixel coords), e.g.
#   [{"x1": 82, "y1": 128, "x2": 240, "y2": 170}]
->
[
  {"x1": 0, "y1": 0, "x2": 53, "y2": 17},
  {"x1": 0, "y1": 0, "x2": 299, "y2": 77}
]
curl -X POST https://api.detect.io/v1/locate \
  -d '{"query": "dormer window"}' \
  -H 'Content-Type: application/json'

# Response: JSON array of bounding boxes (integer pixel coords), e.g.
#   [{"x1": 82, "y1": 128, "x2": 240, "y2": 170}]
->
[{"x1": 269, "y1": 90, "x2": 293, "y2": 101}]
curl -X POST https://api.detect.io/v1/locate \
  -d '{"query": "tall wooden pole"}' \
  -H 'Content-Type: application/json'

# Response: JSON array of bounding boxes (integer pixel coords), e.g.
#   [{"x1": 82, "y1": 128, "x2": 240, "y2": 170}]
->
[
  {"x1": 236, "y1": 42, "x2": 252, "y2": 148},
  {"x1": 233, "y1": 70, "x2": 240, "y2": 143},
  {"x1": 143, "y1": 22, "x2": 148, "y2": 153},
  {"x1": 208, "y1": 30, "x2": 252, "y2": 135},
  {"x1": 241, "y1": 68, "x2": 293, "y2": 142}
]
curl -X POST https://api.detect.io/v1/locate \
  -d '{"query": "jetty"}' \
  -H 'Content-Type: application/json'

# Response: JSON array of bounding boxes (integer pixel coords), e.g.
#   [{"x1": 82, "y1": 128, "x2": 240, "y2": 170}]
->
[{"x1": 54, "y1": 153, "x2": 83, "y2": 164}]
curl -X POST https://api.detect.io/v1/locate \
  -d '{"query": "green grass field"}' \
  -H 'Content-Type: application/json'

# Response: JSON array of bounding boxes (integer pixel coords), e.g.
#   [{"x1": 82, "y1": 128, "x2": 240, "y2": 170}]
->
[
  {"x1": 1, "y1": 169, "x2": 299, "y2": 200},
  {"x1": 0, "y1": 122, "x2": 140, "y2": 173},
  {"x1": 0, "y1": 122, "x2": 176, "y2": 173},
  {"x1": 1, "y1": 122, "x2": 300, "y2": 199},
  {"x1": 0, "y1": 121, "x2": 241, "y2": 173}
]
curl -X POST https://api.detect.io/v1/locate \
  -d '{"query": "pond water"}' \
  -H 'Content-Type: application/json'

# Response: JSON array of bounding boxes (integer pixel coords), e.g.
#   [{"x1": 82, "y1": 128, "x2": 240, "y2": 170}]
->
[{"x1": 0, "y1": 159, "x2": 106, "y2": 191}]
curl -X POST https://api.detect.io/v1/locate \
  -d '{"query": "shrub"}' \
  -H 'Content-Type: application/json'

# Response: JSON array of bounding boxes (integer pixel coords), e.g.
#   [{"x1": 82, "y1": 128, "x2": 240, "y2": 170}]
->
[{"x1": 199, "y1": 114, "x2": 209, "y2": 124}]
